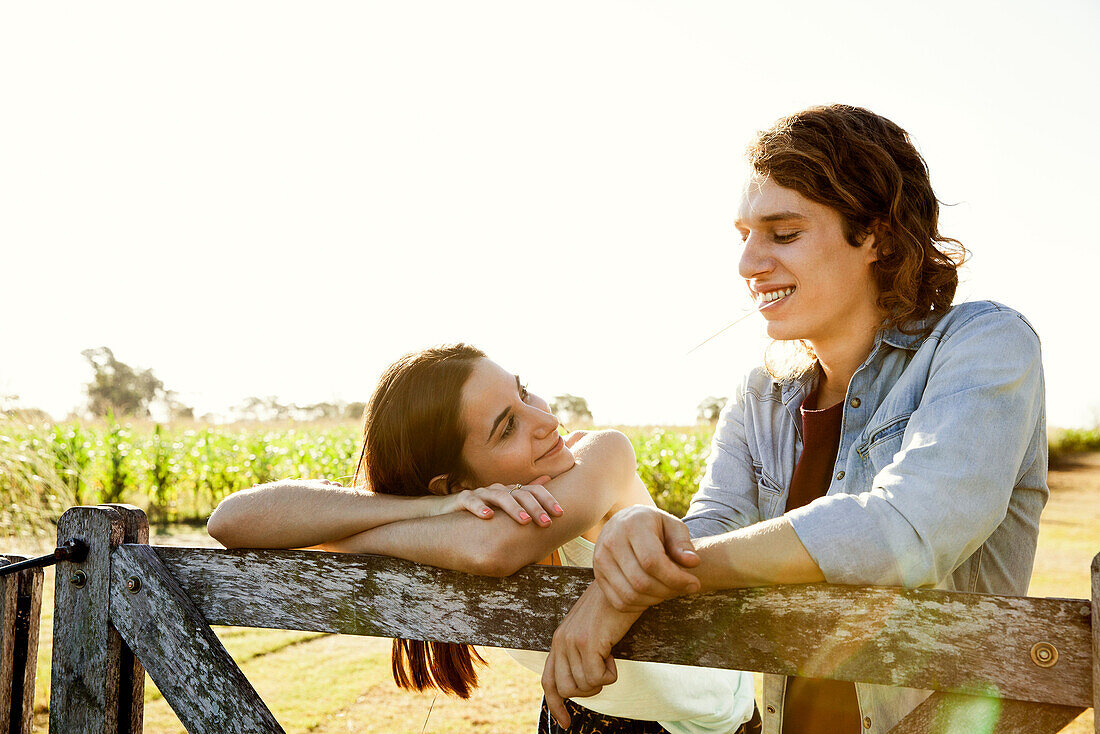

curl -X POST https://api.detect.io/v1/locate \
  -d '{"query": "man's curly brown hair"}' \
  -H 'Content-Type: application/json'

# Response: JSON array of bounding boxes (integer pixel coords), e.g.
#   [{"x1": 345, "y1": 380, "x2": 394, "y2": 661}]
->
[{"x1": 748, "y1": 104, "x2": 966, "y2": 335}]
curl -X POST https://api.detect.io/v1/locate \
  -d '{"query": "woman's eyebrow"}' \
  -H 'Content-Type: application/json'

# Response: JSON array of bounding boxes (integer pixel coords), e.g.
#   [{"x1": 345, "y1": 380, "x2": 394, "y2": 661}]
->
[
  {"x1": 489, "y1": 407, "x2": 510, "y2": 442},
  {"x1": 488, "y1": 376, "x2": 525, "y2": 441}
]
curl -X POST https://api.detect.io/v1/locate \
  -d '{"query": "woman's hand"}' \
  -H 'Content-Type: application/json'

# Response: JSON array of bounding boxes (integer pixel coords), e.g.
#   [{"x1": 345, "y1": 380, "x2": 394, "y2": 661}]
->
[
  {"x1": 441, "y1": 476, "x2": 563, "y2": 527},
  {"x1": 541, "y1": 582, "x2": 642, "y2": 729}
]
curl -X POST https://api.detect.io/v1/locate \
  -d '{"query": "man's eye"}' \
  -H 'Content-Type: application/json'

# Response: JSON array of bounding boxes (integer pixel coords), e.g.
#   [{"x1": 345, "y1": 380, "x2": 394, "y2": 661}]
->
[
  {"x1": 501, "y1": 416, "x2": 516, "y2": 439},
  {"x1": 774, "y1": 232, "x2": 801, "y2": 244}
]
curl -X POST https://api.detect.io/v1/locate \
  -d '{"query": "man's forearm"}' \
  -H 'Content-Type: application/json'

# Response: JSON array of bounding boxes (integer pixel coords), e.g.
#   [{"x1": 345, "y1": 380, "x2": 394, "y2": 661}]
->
[{"x1": 692, "y1": 516, "x2": 825, "y2": 591}]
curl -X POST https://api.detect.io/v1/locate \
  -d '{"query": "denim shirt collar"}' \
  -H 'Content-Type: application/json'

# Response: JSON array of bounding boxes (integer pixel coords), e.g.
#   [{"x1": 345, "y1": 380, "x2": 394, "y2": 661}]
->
[
  {"x1": 880, "y1": 319, "x2": 933, "y2": 351},
  {"x1": 774, "y1": 313, "x2": 939, "y2": 406}
]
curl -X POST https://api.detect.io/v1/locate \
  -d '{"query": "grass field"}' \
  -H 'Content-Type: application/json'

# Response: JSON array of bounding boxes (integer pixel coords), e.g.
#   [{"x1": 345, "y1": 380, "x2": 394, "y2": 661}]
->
[{"x1": 6, "y1": 454, "x2": 1098, "y2": 733}]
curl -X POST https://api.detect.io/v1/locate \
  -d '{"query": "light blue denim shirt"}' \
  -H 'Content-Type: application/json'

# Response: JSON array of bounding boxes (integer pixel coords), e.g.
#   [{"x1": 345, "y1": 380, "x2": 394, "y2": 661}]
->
[{"x1": 684, "y1": 300, "x2": 1048, "y2": 734}]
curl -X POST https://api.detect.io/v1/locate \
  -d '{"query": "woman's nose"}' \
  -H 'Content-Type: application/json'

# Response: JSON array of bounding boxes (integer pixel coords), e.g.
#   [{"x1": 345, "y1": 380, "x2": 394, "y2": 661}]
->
[
  {"x1": 532, "y1": 406, "x2": 559, "y2": 438},
  {"x1": 738, "y1": 233, "x2": 774, "y2": 280}
]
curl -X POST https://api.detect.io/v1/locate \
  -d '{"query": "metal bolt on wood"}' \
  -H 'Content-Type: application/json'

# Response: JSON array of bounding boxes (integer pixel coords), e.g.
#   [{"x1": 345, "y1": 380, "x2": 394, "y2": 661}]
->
[
  {"x1": 126, "y1": 577, "x2": 141, "y2": 593},
  {"x1": 69, "y1": 570, "x2": 87, "y2": 588},
  {"x1": 1029, "y1": 641, "x2": 1058, "y2": 667},
  {"x1": 0, "y1": 539, "x2": 87, "y2": 577}
]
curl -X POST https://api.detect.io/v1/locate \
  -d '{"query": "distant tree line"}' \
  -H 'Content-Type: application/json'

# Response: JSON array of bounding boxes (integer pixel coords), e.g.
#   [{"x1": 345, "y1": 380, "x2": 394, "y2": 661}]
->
[{"x1": 3, "y1": 347, "x2": 727, "y2": 426}]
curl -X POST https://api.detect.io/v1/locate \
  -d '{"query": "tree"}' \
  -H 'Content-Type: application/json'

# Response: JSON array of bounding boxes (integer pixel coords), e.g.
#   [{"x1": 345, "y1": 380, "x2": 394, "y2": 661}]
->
[
  {"x1": 232, "y1": 395, "x2": 292, "y2": 422},
  {"x1": 697, "y1": 396, "x2": 728, "y2": 424},
  {"x1": 0, "y1": 392, "x2": 17, "y2": 411},
  {"x1": 294, "y1": 401, "x2": 342, "y2": 421},
  {"x1": 161, "y1": 390, "x2": 195, "y2": 421},
  {"x1": 550, "y1": 394, "x2": 593, "y2": 428},
  {"x1": 82, "y1": 347, "x2": 167, "y2": 418}
]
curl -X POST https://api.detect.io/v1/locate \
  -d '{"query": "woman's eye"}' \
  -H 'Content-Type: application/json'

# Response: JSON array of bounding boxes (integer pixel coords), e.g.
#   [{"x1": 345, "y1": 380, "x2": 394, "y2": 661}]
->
[
  {"x1": 501, "y1": 416, "x2": 516, "y2": 439},
  {"x1": 773, "y1": 231, "x2": 801, "y2": 244}
]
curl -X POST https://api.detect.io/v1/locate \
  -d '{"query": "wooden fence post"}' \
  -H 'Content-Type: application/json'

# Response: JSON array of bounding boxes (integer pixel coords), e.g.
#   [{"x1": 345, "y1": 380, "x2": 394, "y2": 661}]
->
[
  {"x1": 1091, "y1": 552, "x2": 1099, "y2": 734},
  {"x1": 104, "y1": 504, "x2": 149, "y2": 734},
  {"x1": 50, "y1": 505, "x2": 126, "y2": 734},
  {"x1": 1, "y1": 555, "x2": 43, "y2": 734}
]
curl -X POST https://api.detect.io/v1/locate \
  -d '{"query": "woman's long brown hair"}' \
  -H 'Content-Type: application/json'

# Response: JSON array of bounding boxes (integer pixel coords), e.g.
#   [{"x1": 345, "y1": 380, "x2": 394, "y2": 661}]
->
[{"x1": 352, "y1": 344, "x2": 487, "y2": 698}]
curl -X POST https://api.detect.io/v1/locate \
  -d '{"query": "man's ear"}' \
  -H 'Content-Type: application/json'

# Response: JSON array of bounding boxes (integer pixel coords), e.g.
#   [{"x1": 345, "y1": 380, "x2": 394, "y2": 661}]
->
[
  {"x1": 428, "y1": 474, "x2": 451, "y2": 495},
  {"x1": 862, "y1": 224, "x2": 883, "y2": 264}
]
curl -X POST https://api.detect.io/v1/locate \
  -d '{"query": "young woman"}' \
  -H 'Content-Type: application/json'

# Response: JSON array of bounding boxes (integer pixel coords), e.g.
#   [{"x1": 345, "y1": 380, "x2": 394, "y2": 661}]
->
[
  {"x1": 207, "y1": 344, "x2": 758, "y2": 734},
  {"x1": 543, "y1": 105, "x2": 1048, "y2": 734}
]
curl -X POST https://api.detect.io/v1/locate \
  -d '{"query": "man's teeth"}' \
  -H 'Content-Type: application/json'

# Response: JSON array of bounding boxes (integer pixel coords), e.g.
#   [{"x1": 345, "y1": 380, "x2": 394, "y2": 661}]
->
[{"x1": 760, "y1": 287, "x2": 795, "y2": 303}]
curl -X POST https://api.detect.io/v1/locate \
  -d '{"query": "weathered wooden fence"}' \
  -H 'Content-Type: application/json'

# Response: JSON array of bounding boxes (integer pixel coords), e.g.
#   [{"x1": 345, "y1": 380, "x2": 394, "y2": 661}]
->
[
  {"x1": 1, "y1": 504, "x2": 1096, "y2": 733},
  {"x1": 1, "y1": 553, "x2": 43, "y2": 734}
]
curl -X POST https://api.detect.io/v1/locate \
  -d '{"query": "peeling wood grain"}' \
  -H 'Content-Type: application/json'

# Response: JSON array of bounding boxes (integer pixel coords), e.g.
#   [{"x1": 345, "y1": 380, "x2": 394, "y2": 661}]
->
[
  {"x1": 1091, "y1": 552, "x2": 1099, "y2": 734},
  {"x1": 0, "y1": 556, "x2": 22, "y2": 733},
  {"x1": 1, "y1": 558, "x2": 43, "y2": 734},
  {"x1": 11, "y1": 562, "x2": 43, "y2": 734},
  {"x1": 110, "y1": 545, "x2": 283, "y2": 734},
  {"x1": 105, "y1": 504, "x2": 148, "y2": 734},
  {"x1": 888, "y1": 691, "x2": 1085, "y2": 733},
  {"x1": 153, "y1": 546, "x2": 591, "y2": 643},
  {"x1": 150, "y1": 547, "x2": 1092, "y2": 707},
  {"x1": 50, "y1": 506, "x2": 126, "y2": 734},
  {"x1": 617, "y1": 582, "x2": 1092, "y2": 708}
]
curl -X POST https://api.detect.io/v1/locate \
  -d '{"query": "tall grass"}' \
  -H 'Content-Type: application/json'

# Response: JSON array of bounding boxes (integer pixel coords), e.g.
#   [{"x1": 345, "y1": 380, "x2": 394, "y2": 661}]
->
[
  {"x1": 0, "y1": 415, "x2": 75, "y2": 538},
  {"x1": 1048, "y1": 427, "x2": 1100, "y2": 465},
  {"x1": 628, "y1": 427, "x2": 712, "y2": 517},
  {"x1": 2, "y1": 419, "x2": 363, "y2": 529},
  {"x1": 3, "y1": 418, "x2": 1098, "y2": 536}
]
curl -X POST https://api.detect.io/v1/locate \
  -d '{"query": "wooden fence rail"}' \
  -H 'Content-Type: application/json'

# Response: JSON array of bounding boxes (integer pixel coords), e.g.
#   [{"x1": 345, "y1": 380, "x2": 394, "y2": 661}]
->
[{"x1": 0, "y1": 504, "x2": 1094, "y2": 733}]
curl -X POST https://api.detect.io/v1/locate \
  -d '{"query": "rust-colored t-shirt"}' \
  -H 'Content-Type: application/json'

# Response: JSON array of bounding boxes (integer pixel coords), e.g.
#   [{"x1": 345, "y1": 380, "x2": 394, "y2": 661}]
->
[{"x1": 781, "y1": 393, "x2": 861, "y2": 734}]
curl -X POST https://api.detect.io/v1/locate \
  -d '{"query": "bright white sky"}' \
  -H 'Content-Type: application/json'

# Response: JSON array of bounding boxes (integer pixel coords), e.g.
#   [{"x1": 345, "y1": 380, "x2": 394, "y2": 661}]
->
[{"x1": 2, "y1": 1, "x2": 1098, "y2": 427}]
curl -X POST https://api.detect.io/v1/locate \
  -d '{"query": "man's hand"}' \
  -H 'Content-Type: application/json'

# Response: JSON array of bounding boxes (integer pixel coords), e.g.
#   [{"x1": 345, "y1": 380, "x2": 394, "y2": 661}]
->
[
  {"x1": 593, "y1": 505, "x2": 701, "y2": 612},
  {"x1": 541, "y1": 582, "x2": 642, "y2": 729}
]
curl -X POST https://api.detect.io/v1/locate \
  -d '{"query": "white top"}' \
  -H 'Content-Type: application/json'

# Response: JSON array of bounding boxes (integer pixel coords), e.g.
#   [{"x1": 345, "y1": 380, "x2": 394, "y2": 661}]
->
[{"x1": 506, "y1": 536, "x2": 755, "y2": 734}]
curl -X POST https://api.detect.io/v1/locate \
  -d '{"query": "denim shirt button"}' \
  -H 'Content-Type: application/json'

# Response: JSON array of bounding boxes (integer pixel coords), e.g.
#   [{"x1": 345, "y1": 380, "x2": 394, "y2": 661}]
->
[
  {"x1": 849, "y1": 397, "x2": 861, "y2": 408},
  {"x1": 863, "y1": 716, "x2": 872, "y2": 729},
  {"x1": 766, "y1": 705, "x2": 776, "y2": 714},
  {"x1": 835, "y1": 470, "x2": 845, "y2": 481}
]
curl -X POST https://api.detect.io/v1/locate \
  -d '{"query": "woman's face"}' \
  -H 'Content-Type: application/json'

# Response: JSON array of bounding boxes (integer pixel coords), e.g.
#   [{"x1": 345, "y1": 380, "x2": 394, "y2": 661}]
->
[
  {"x1": 456, "y1": 358, "x2": 576, "y2": 488},
  {"x1": 736, "y1": 175, "x2": 881, "y2": 350}
]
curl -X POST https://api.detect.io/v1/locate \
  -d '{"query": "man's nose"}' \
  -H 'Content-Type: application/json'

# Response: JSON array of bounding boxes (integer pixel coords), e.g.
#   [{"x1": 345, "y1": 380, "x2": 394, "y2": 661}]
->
[{"x1": 738, "y1": 233, "x2": 774, "y2": 280}]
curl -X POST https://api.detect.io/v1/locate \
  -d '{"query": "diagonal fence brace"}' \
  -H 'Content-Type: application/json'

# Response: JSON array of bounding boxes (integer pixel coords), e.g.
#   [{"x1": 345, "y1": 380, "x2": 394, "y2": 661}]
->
[
  {"x1": 888, "y1": 692, "x2": 1085, "y2": 733},
  {"x1": 109, "y1": 544, "x2": 283, "y2": 734}
]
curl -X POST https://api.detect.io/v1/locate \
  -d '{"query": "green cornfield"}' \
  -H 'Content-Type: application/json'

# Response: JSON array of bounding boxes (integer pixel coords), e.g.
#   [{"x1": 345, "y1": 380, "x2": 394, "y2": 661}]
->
[
  {"x1": 0, "y1": 417, "x2": 713, "y2": 536},
  {"x1": 5, "y1": 413, "x2": 1097, "y2": 539}
]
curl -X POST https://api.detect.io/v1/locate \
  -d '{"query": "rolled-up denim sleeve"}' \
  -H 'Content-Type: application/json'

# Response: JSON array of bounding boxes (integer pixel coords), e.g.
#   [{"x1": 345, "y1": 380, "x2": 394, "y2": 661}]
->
[
  {"x1": 684, "y1": 379, "x2": 762, "y2": 539},
  {"x1": 787, "y1": 309, "x2": 1045, "y2": 587}
]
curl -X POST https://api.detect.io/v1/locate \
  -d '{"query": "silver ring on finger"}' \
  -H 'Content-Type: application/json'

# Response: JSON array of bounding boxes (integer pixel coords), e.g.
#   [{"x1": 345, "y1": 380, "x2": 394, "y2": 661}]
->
[{"x1": 508, "y1": 483, "x2": 523, "y2": 495}]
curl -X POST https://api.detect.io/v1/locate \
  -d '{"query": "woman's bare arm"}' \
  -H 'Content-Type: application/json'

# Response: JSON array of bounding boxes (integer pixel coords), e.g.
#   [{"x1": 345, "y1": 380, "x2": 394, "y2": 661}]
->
[
  {"x1": 207, "y1": 480, "x2": 455, "y2": 549},
  {"x1": 320, "y1": 430, "x2": 639, "y2": 576},
  {"x1": 208, "y1": 477, "x2": 566, "y2": 549}
]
